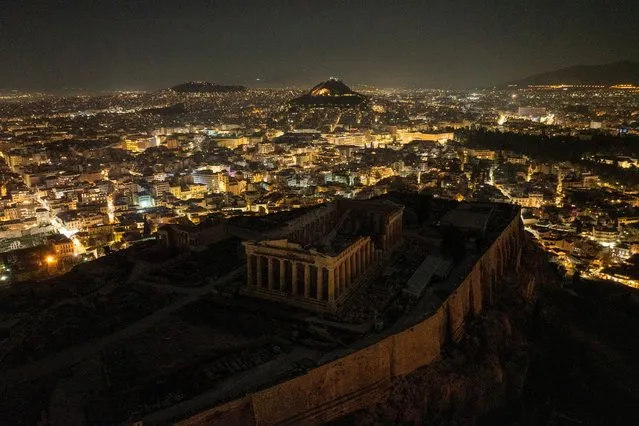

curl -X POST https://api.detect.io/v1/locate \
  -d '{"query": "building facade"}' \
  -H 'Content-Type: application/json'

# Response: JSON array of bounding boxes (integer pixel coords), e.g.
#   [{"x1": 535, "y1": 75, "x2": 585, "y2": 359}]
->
[{"x1": 242, "y1": 199, "x2": 404, "y2": 313}]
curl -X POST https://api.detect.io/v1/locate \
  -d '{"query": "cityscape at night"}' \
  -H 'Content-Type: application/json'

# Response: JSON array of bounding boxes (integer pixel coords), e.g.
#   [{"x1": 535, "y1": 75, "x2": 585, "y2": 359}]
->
[{"x1": 1, "y1": 1, "x2": 639, "y2": 425}]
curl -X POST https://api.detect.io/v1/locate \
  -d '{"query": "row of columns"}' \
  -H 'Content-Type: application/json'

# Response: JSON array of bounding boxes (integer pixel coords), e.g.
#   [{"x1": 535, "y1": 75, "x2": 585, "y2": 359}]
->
[
  {"x1": 247, "y1": 254, "x2": 333, "y2": 301},
  {"x1": 332, "y1": 239, "x2": 374, "y2": 299},
  {"x1": 246, "y1": 239, "x2": 376, "y2": 304},
  {"x1": 385, "y1": 217, "x2": 403, "y2": 250},
  {"x1": 287, "y1": 210, "x2": 335, "y2": 245}
]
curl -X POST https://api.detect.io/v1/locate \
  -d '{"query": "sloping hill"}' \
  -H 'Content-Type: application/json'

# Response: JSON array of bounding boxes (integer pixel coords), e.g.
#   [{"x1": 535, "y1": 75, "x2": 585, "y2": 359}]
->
[
  {"x1": 506, "y1": 61, "x2": 639, "y2": 86},
  {"x1": 290, "y1": 78, "x2": 369, "y2": 108}
]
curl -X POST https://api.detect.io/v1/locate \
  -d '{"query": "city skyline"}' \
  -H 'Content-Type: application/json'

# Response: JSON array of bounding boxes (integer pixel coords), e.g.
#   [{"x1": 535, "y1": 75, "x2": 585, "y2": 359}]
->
[
  {"x1": 1, "y1": 2, "x2": 639, "y2": 425},
  {"x1": 2, "y1": 0, "x2": 639, "y2": 91}
]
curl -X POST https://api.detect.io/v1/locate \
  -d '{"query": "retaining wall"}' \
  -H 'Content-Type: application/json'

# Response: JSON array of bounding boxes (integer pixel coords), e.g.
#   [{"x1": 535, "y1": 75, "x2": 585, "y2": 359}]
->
[{"x1": 173, "y1": 212, "x2": 526, "y2": 426}]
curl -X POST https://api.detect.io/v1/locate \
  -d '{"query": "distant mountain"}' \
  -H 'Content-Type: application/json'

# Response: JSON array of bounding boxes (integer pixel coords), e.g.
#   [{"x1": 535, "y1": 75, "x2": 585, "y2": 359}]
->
[
  {"x1": 308, "y1": 79, "x2": 358, "y2": 97},
  {"x1": 170, "y1": 81, "x2": 247, "y2": 93},
  {"x1": 506, "y1": 61, "x2": 639, "y2": 87},
  {"x1": 290, "y1": 78, "x2": 369, "y2": 108}
]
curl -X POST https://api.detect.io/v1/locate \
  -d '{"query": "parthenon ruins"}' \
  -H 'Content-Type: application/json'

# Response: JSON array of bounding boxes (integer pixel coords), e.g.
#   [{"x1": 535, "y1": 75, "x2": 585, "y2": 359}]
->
[{"x1": 242, "y1": 199, "x2": 404, "y2": 312}]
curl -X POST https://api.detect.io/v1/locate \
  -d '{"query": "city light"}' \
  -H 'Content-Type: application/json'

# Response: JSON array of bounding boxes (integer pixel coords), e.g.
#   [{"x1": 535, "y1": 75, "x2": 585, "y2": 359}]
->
[{"x1": 1, "y1": 2, "x2": 639, "y2": 425}]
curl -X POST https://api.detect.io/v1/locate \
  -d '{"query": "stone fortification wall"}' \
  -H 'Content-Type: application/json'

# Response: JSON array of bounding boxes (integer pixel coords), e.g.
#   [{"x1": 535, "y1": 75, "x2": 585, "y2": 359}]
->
[
  {"x1": 173, "y1": 211, "x2": 527, "y2": 426},
  {"x1": 390, "y1": 307, "x2": 446, "y2": 377}
]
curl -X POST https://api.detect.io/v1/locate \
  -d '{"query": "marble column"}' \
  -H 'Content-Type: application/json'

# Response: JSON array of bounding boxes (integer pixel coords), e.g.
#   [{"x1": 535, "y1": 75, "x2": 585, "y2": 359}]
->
[
  {"x1": 256, "y1": 256, "x2": 263, "y2": 288},
  {"x1": 292, "y1": 262, "x2": 298, "y2": 295},
  {"x1": 393, "y1": 221, "x2": 397, "y2": 244},
  {"x1": 316, "y1": 267, "x2": 323, "y2": 300},
  {"x1": 392, "y1": 221, "x2": 396, "y2": 244},
  {"x1": 328, "y1": 267, "x2": 335, "y2": 302},
  {"x1": 340, "y1": 261, "x2": 346, "y2": 291},
  {"x1": 342, "y1": 257, "x2": 348, "y2": 287},
  {"x1": 334, "y1": 267, "x2": 340, "y2": 298},
  {"x1": 365, "y1": 242, "x2": 370, "y2": 267},
  {"x1": 267, "y1": 257, "x2": 274, "y2": 289},
  {"x1": 362, "y1": 244, "x2": 366, "y2": 267},
  {"x1": 353, "y1": 252, "x2": 358, "y2": 279},
  {"x1": 247, "y1": 254, "x2": 254, "y2": 286},
  {"x1": 304, "y1": 263, "x2": 310, "y2": 297},
  {"x1": 388, "y1": 222, "x2": 394, "y2": 248},
  {"x1": 348, "y1": 254, "x2": 354, "y2": 284},
  {"x1": 279, "y1": 259, "x2": 285, "y2": 291}
]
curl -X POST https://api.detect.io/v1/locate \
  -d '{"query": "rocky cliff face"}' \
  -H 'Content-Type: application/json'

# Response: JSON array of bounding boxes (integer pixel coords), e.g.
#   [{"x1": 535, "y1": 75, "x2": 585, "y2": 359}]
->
[{"x1": 337, "y1": 238, "x2": 639, "y2": 425}]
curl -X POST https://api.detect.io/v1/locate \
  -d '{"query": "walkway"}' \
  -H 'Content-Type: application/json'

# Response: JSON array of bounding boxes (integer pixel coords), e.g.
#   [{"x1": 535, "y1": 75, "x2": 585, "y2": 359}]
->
[{"x1": 0, "y1": 267, "x2": 244, "y2": 389}]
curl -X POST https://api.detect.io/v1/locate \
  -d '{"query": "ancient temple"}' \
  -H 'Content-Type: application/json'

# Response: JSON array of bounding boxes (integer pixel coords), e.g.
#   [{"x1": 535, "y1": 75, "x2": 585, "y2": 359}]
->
[{"x1": 242, "y1": 199, "x2": 403, "y2": 313}]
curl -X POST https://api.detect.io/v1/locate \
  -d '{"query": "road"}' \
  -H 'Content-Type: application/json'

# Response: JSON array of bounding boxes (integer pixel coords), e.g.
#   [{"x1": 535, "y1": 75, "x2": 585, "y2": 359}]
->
[
  {"x1": 0, "y1": 267, "x2": 244, "y2": 390},
  {"x1": 34, "y1": 193, "x2": 86, "y2": 254}
]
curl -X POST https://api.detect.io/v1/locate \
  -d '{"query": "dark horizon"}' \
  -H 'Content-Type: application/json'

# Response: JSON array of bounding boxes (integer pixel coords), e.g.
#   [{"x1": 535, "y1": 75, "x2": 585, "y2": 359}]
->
[
  {"x1": 2, "y1": 0, "x2": 639, "y2": 92},
  {"x1": 3, "y1": 59, "x2": 639, "y2": 95}
]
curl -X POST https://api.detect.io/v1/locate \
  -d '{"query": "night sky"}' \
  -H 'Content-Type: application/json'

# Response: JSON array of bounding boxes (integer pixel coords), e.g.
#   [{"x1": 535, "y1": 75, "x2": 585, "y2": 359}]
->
[{"x1": 2, "y1": 0, "x2": 638, "y2": 91}]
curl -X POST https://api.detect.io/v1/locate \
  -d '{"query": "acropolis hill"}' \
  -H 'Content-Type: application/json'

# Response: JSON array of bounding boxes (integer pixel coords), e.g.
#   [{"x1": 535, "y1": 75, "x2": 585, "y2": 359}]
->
[{"x1": 130, "y1": 193, "x2": 534, "y2": 425}]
